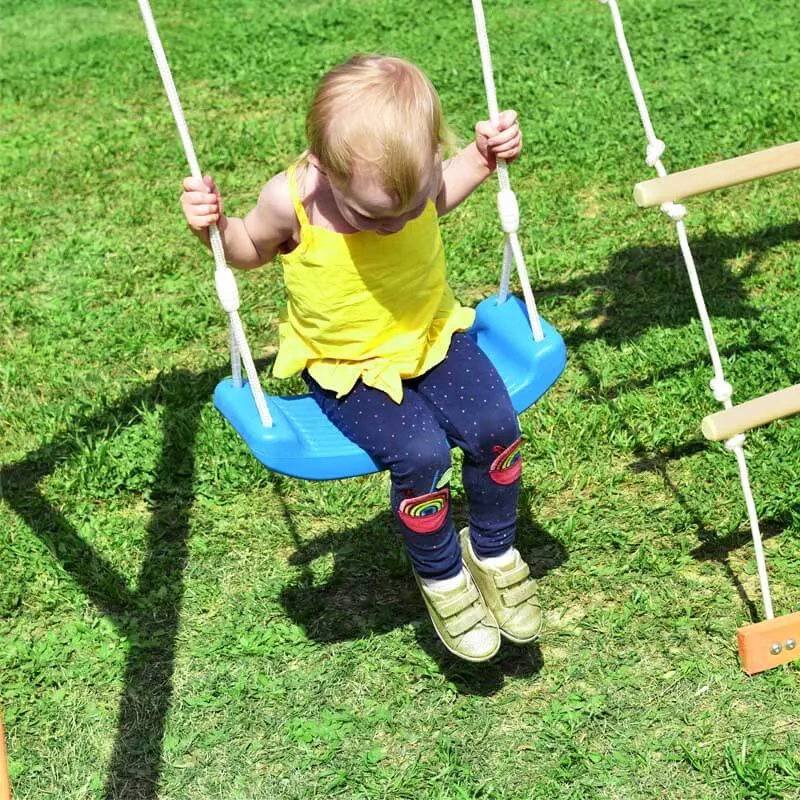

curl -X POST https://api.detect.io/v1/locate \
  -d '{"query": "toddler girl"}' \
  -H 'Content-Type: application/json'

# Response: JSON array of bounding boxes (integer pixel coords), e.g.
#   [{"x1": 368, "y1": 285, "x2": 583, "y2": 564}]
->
[{"x1": 181, "y1": 54, "x2": 541, "y2": 662}]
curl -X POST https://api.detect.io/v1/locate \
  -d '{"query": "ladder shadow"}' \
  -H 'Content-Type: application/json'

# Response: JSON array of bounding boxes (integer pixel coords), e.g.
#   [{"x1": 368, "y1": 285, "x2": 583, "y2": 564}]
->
[
  {"x1": 550, "y1": 219, "x2": 800, "y2": 621},
  {"x1": 629, "y1": 444, "x2": 793, "y2": 622},
  {"x1": 546, "y1": 219, "x2": 800, "y2": 355}
]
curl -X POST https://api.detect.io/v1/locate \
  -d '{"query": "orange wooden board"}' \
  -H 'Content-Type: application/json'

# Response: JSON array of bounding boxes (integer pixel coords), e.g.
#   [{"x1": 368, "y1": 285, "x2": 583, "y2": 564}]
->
[{"x1": 737, "y1": 611, "x2": 800, "y2": 675}]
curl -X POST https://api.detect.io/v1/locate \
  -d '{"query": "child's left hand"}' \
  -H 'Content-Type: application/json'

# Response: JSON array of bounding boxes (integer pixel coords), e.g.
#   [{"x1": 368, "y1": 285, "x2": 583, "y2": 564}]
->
[{"x1": 475, "y1": 110, "x2": 522, "y2": 171}]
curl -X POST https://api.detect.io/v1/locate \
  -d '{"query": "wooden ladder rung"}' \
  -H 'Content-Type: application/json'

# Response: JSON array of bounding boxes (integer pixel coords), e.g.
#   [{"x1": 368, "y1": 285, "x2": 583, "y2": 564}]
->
[
  {"x1": 702, "y1": 384, "x2": 800, "y2": 441},
  {"x1": 634, "y1": 141, "x2": 800, "y2": 208}
]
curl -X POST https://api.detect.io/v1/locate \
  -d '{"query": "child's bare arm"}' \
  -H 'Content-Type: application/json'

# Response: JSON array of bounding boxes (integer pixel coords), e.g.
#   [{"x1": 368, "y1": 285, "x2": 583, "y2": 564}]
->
[
  {"x1": 436, "y1": 110, "x2": 522, "y2": 216},
  {"x1": 181, "y1": 173, "x2": 296, "y2": 269},
  {"x1": 436, "y1": 142, "x2": 492, "y2": 216}
]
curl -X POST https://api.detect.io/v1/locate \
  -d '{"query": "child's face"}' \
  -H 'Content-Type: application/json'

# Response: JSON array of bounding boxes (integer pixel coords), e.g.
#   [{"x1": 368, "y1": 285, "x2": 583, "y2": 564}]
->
[{"x1": 330, "y1": 156, "x2": 438, "y2": 236}]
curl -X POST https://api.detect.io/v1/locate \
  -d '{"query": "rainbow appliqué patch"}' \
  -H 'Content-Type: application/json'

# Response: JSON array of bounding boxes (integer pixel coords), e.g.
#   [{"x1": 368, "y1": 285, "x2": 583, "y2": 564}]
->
[
  {"x1": 398, "y1": 488, "x2": 450, "y2": 534},
  {"x1": 489, "y1": 437, "x2": 522, "y2": 485}
]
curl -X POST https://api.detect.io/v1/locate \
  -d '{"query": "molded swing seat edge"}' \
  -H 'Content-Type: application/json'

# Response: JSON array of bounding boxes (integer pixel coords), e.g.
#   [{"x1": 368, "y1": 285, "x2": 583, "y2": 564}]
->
[{"x1": 213, "y1": 294, "x2": 566, "y2": 480}]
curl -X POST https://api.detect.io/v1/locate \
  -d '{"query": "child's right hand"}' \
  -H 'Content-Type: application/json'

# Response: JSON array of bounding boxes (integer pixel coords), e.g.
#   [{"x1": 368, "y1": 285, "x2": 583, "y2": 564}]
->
[{"x1": 181, "y1": 175, "x2": 223, "y2": 232}]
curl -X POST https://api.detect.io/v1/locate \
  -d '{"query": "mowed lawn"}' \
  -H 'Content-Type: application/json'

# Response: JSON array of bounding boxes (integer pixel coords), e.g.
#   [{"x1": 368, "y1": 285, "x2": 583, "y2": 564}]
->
[{"x1": 2, "y1": 0, "x2": 800, "y2": 798}]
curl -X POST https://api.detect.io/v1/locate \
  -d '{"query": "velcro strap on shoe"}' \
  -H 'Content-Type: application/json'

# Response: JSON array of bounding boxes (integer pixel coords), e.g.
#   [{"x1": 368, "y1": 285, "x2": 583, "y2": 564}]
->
[
  {"x1": 502, "y1": 579, "x2": 538, "y2": 608},
  {"x1": 444, "y1": 604, "x2": 486, "y2": 637},
  {"x1": 436, "y1": 584, "x2": 480, "y2": 618},
  {"x1": 494, "y1": 562, "x2": 530, "y2": 589}
]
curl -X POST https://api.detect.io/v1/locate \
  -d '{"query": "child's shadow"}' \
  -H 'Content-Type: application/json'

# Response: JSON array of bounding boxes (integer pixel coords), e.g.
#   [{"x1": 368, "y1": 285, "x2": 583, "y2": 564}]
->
[{"x1": 279, "y1": 487, "x2": 566, "y2": 694}]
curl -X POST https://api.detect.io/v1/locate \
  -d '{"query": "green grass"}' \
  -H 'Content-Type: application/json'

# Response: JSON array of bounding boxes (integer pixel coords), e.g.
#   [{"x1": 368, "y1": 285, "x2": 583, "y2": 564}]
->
[{"x1": 2, "y1": 0, "x2": 800, "y2": 798}]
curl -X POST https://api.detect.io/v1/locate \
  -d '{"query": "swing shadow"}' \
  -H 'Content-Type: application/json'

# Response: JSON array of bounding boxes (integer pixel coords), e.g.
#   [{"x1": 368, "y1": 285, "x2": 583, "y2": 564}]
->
[
  {"x1": 278, "y1": 483, "x2": 566, "y2": 694},
  {"x1": 1, "y1": 362, "x2": 563, "y2": 795},
  {"x1": 1, "y1": 367, "x2": 219, "y2": 800}
]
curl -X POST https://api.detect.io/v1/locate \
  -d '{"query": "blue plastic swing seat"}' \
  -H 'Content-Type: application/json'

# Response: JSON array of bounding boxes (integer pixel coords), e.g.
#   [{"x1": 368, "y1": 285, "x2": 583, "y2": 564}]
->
[{"x1": 213, "y1": 293, "x2": 567, "y2": 480}]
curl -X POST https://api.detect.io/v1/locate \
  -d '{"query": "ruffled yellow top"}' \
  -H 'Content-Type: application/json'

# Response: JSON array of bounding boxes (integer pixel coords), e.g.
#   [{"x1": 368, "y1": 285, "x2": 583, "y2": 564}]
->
[{"x1": 273, "y1": 163, "x2": 475, "y2": 402}]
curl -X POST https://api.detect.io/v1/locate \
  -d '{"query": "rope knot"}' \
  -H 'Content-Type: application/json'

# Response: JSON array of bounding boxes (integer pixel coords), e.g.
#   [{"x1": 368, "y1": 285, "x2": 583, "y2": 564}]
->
[
  {"x1": 497, "y1": 189, "x2": 520, "y2": 234},
  {"x1": 646, "y1": 139, "x2": 666, "y2": 166},
  {"x1": 725, "y1": 433, "x2": 746, "y2": 451},
  {"x1": 709, "y1": 377, "x2": 733, "y2": 403},
  {"x1": 660, "y1": 201, "x2": 686, "y2": 221},
  {"x1": 215, "y1": 266, "x2": 241, "y2": 313}
]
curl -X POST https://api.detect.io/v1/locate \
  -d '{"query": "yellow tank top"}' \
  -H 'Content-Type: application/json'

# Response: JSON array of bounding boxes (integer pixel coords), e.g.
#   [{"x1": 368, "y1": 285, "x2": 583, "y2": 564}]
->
[{"x1": 273, "y1": 163, "x2": 475, "y2": 402}]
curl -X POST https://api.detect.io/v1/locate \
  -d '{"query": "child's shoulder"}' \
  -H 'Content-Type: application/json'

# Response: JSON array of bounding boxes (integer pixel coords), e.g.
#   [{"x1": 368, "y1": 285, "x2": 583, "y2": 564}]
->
[
  {"x1": 255, "y1": 169, "x2": 297, "y2": 226},
  {"x1": 259, "y1": 169, "x2": 292, "y2": 206}
]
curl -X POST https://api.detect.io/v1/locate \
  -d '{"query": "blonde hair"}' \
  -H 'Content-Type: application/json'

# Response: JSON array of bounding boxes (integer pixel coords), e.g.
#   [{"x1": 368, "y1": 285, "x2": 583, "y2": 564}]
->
[{"x1": 306, "y1": 55, "x2": 454, "y2": 209}]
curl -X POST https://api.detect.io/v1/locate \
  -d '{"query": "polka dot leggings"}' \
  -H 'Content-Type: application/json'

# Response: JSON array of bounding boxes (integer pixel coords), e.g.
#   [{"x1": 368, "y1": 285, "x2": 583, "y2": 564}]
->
[{"x1": 305, "y1": 334, "x2": 521, "y2": 580}]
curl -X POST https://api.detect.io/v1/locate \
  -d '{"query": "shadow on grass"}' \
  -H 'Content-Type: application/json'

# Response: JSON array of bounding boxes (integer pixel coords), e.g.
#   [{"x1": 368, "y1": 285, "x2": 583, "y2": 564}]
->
[
  {"x1": 553, "y1": 221, "x2": 800, "y2": 621},
  {"x1": 2, "y1": 219, "x2": 797, "y2": 793},
  {"x1": 690, "y1": 520, "x2": 790, "y2": 622},
  {"x1": 630, "y1": 443, "x2": 793, "y2": 622},
  {"x1": 278, "y1": 485, "x2": 566, "y2": 694},
  {"x1": 549, "y1": 221, "x2": 800, "y2": 403},
  {"x1": 1, "y1": 367, "x2": 220, "y2": 800},
  {"x1": 0, "y1": 363, "x2": 563, "y2": 793},
  {"x1": 556, "y1": 220, "x2": 800, "y2": 352}
]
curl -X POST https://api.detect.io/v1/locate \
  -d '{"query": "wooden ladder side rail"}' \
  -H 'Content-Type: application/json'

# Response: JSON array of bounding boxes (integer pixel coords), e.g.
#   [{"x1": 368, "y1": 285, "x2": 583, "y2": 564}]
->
[
  {"x1": 634, "y1": 141, "x2": 800, "y2": 208},
  {"x1": 0, "y1": 707, "x2": 10, "y2": 800},
  {"x1": 702, "y1": 384, "x2": 800, "y2": 442}
]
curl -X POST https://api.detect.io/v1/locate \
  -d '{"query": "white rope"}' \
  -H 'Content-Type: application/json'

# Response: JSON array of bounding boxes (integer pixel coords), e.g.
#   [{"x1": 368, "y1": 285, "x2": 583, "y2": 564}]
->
[
  {"x1": 599, "y1": 0, "x2": 774, "y2": 619},
  {"x1": 499, "y1": 237, "x2": 512, "y2": 302},
  {"x1": 229, "y1": 325, "x2": 242, "y2": 387},
  {"x1": 471, "y1": 0, "x2": 544, "y2": 341},
  {"x1": 137, "y1": 0, "x2": 271, "y2": 427}
]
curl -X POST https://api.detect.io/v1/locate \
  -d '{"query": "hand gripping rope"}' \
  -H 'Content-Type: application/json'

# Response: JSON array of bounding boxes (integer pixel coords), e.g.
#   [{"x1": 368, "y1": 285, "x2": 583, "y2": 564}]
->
[
  {"x1": 472, "y1": 0, "x2": 545, "y2": 342},
  {"x1": 137, "y1": 0, "x2": 272, "y2": 427}
]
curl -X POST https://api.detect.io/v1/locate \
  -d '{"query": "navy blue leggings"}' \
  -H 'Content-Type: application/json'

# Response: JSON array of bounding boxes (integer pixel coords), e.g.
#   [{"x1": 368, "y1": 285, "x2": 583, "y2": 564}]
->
[{"x1": 305, "y1": 334, "x2": 521, "y2": 579}]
